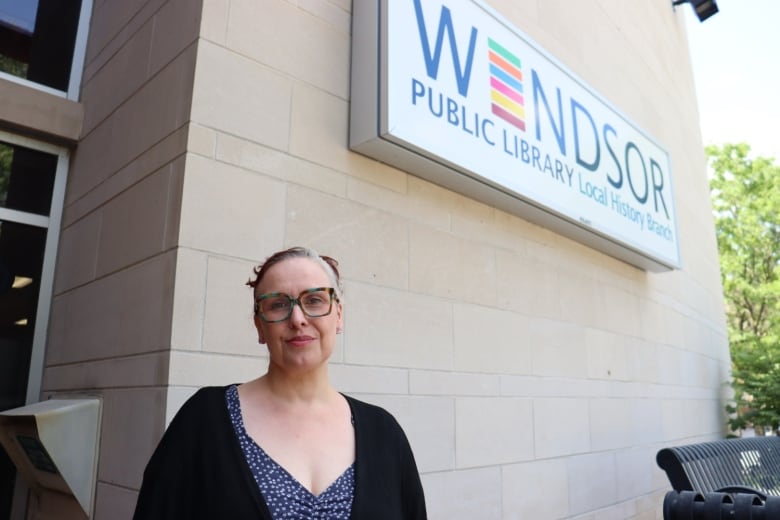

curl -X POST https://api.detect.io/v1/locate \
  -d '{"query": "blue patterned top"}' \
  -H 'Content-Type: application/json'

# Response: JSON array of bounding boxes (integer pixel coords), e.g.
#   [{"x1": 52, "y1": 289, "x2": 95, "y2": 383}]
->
[{"x1": 225, "y1": 385, "x2": 355, "y2": 519}]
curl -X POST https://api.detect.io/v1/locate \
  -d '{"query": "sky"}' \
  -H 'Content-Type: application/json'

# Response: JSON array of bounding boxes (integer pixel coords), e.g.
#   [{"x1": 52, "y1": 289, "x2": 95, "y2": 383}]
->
[{"x1": 683, "y1": 0, "x2": 780, "y2": 161}]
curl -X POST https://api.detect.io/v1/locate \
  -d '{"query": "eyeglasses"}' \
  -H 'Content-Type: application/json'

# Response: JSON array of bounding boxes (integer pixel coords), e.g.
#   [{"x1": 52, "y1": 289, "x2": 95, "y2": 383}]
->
[{"x1": 254, "y1": 287, "x2": 338, "y2": 323}]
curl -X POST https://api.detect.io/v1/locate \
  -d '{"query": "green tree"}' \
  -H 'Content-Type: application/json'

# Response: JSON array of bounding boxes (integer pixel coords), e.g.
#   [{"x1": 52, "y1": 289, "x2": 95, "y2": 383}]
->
[
  {"x1": 0, "y1": 143, "x2": 11, "y2": 207},
  {"x1": 709, "y1": 143, "x2": 780, "y2": 433},
  {"x1": 0, "y1": 54, "x2": 28, "y2": 79}
]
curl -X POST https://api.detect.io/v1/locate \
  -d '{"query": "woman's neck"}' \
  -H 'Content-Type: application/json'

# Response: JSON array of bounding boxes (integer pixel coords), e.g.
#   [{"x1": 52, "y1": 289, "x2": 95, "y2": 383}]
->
[{"x1": 250, "y1": 367, "x2": 337, "y2": 406}]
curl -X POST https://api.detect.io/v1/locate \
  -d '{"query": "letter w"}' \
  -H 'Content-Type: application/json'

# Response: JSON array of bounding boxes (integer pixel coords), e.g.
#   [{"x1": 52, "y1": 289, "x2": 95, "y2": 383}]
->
[{"x1": 413, "y1": 0, "x2": 478, "y2": 97}]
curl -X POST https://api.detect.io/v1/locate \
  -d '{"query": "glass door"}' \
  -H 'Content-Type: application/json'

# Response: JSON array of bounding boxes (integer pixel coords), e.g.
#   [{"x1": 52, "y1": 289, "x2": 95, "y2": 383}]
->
[{"x1": 0, "y1": 132, "x2": 67, "y2": 519}]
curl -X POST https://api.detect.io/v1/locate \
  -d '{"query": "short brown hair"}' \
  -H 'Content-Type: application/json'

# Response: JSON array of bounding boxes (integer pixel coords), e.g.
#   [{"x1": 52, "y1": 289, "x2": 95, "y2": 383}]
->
[{"x1": 246, "y1": 247, "x2": 342, "y2": 299}]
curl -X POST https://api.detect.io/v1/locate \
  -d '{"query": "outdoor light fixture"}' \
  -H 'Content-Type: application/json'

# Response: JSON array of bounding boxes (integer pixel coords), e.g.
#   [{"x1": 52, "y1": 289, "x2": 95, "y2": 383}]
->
[{"x1": 673, "y1": 0, "x2": 719, "y2": 22}]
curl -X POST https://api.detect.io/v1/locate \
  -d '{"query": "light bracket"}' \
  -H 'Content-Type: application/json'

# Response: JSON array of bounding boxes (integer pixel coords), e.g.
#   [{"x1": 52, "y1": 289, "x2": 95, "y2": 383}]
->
[{"x1": 673, "y1": 0, "x2": 719, "y2": 22}]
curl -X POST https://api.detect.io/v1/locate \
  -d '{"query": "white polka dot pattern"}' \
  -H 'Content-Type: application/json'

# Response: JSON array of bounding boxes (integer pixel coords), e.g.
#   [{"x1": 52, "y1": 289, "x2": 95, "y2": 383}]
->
[{"x1": 226, "y1": 385, "x2": 355, "y2": 519}]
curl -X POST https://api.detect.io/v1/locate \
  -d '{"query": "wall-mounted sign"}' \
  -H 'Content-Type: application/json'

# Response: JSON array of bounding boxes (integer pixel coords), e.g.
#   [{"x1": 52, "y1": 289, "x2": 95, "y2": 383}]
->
[{"x1": 350, "y1": 0, "x2": 680, "y2": 271}]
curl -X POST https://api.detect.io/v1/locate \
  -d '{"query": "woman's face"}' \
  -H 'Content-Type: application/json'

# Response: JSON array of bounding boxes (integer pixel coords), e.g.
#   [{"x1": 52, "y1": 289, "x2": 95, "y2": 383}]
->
[{"x1": 253, "y1": 257, "x2": 343, "y2": 375}]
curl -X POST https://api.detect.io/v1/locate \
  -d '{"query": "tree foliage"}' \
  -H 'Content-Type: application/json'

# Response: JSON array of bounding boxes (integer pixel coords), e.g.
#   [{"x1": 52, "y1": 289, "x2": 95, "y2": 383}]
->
[
  {"x1": 0, "y1": 54, "x2": 28, "y2": 79},
  {"x1": 708, "y1": 143, "x2": 780, "y2": 433},
  {"x1": 0, "y1": 143, "x2": 11, "y2": 207}
]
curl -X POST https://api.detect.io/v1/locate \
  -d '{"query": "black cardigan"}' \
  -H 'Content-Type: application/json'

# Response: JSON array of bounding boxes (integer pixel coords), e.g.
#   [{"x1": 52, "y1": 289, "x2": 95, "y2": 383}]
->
[{"x1": 133, "y1": 386, "x2": 427, "y2": 519}]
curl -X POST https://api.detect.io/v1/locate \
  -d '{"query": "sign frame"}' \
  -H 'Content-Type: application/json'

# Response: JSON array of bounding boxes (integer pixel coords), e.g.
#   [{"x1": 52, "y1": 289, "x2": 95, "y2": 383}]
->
[{"x1": 349, "y1": 0, "x2": 681, "y2": 272}]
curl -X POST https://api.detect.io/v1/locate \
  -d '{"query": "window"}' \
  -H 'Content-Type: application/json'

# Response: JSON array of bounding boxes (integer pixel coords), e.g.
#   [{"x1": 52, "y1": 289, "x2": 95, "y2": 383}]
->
[{"x1": 0, "y1": 0, "x2": 92, "y2": 98}]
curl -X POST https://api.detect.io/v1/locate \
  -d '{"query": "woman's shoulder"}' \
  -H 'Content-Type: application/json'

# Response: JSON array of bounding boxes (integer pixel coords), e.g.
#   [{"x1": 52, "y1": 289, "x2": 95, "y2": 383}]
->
[
  {"x1": 342, "y1": 394, "x2": 390, "y2": 415},
  {"x1": 188, "y1": 384, "x2": 233, "y2": 402},
  {"x1": 167, "y1": 385, "x2": 234, "y2": 426},
  {"x1": 181, "y1": 384, "x2": 231, "y2": 405},
  {"x1": 342, "y1": 395, "x2": 405, "y2": 433}
]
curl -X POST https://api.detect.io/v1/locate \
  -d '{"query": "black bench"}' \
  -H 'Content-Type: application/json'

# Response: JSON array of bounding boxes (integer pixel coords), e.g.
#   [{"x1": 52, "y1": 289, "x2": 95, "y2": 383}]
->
[
  {"x1": 657, "y1": 436, "x2": 780, "y2": 498},
  {"x1": 657, "y1": 436, "x2": 780, "y2": 519}
]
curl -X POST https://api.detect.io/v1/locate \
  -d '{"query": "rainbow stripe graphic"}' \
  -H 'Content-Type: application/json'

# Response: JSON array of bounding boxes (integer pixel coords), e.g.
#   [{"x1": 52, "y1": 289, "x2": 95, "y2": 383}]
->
[{"x1": 488, "y1": 38, "x2": 525, "y2": 131}]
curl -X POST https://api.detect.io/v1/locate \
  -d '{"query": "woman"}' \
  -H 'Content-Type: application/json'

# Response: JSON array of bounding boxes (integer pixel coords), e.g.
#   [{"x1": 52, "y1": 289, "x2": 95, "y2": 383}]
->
[{"x1": 133, "y1": 247, "x2": 427, "y2": 519}]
